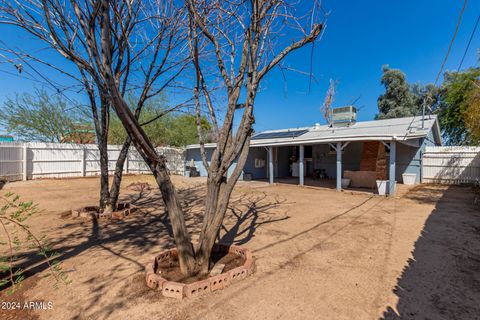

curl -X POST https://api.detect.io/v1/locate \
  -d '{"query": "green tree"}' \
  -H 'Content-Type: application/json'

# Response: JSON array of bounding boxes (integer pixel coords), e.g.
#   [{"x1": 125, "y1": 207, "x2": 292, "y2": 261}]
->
[
  {"x1": 0, "y1": 89, "x2": 90, "y2": 143},
  {"x1": 376, "y1": 66, "x2": 418, "y2": 119},
  {"x1": 109, "y1": 97, "x2": 211, "y2": 147},
  {"x1": 163, "y1": 114, "x2": 211, "y2": 147},
  {"x1": 438, "y1": 68, "x2": 480, "y2": 145},
  {"x1": 464, "y1": 81, "x2": 480, "y2": 145}
]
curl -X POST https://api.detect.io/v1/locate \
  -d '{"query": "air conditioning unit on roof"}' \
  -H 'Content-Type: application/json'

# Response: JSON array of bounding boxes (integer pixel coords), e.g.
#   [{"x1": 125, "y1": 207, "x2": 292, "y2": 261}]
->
[{"x1": 332, "y1": 106, "x2": 356, "y2": 126}]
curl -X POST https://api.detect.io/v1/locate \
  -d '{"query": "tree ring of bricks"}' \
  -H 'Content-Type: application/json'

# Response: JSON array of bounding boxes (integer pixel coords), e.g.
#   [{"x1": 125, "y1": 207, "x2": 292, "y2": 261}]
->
[
  {"x1": 144, "y1": 244, "x2": 254, "y2": 299},
  {"x1": 71, "y1": 203, "x2": 138, "y2": 220}
]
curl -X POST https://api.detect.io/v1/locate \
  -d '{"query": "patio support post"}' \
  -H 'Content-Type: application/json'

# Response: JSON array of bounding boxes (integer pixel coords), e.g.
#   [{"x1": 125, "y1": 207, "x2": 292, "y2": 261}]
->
[
  {"x1": 299, "y1": 145, "x2": 304, "y2": 186},
  {"x1": 268, "y1": 146, "x2": 274, "y2": 185},
  {"x1": 336, "y1": 142, "x2": 342, "y2": 192},
  {"x1": 389, "y1": 141, "x2": 396, "y2": 196}
]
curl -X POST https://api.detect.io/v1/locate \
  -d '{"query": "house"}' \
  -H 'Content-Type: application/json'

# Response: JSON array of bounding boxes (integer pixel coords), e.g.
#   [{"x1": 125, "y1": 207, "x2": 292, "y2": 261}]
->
[{"x1": 185, "y1": 108, "x2": 442, "y2": 196}]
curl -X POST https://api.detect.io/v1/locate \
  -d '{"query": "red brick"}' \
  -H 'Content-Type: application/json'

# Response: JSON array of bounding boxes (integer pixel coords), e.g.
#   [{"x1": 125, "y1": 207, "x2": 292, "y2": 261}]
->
[
  {"x1": 360, "y1": 141, "x2": 387, "y2": 180},
  {"x1": 229, "y1": 245, "x2": 247, "y2": 258},
  {"x1": 244, "y1": 256, "x2": 255, "y2": 275},
  {"x1": 146, "y1": 273, "x2": 166, "y2": 290},
  {"x1": 209, "y1": 273, "x2": 230, "y2": 292},
  {"x1": 229, "y1": 267, "x2": 248, "y2": 282},
  {"x1": 243, "y1": 249, "x2": 253, "y2": 261},
  {"x1": 145, "y1": 261, "x2": 155, "y2": 275},
  {"x1": 184, "y1": 279, "x2": 211, "y2": 298},
  {"x1": 155, "y1": 250, "x2": 171, "y2": 264},
  {"x1": 145, "y1": 246, "x2": 254, "y2": 299},
  {"x1": 162, "y1": 281, "x2": 185, "y2": 299},
  {"x1": 111, "y1": 211, "x2": 125, "y2": 219},
  {"x1": 100, "y1": 211, "x2": 114, "y2": 219}
]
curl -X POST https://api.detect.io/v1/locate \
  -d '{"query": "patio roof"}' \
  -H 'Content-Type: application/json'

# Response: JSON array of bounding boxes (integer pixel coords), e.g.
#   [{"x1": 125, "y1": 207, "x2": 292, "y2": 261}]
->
[{"x1": 186, "y1": 115, "x2": 442, "y2": 149}]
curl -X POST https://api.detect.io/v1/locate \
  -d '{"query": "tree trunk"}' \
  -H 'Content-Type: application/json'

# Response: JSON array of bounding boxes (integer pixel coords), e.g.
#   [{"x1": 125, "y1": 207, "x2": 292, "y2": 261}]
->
[
  {"x1": 109, "y1": 138, "x2": 131, "y2": 210},
  {"x1": 194, "y1": 176, "x2": 234, "y2": 274},
  {"x1": 194, "y1": 134, "x2": 253, "y2": 274},
  {"x1": 151, "y1": 158, "x2": 197, "y2": 275},
  {"x1": 98, "y1": 140, "x2": 113, "y2": 213},
  {"x1": 103, "y1": 73, "x2": 197, "y2": 274},
  {"x1": 98, "y1": 5, "x2": 197, "y2": 274}
]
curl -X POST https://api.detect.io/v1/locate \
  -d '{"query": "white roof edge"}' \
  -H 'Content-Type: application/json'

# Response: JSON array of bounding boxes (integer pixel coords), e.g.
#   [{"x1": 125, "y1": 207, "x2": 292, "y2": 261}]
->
[
  {"x1": 186, "y1": 134, "x2": 426, "y2": 149},
  {"x1": 249, "y1": 135, "x2": 424, "y2": 147},
  {"x1": 252, "y1": 115, "x2": 438, "y2": 134},
  {"x1": 185, "y1": 116, "x2": 441, "y2": 149}
]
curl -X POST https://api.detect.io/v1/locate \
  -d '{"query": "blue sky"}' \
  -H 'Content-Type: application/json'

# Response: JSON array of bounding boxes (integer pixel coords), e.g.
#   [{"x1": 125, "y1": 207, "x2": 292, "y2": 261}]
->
[
  {"x1": 0, "y1": 0, "x2": 479, "y2": 135},
  {"x1": 252, "y1": 0, "x2": 480, "y2": 132}
]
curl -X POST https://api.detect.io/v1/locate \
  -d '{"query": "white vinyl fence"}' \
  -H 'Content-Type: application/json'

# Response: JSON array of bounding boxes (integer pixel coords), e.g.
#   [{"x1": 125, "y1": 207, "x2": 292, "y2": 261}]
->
[
  {"x1": 0, "y1": 142, "x2": 185, "y2": 182},
  {"x1": 422, "y1": 146, "x2": 480, "y2": 184}
]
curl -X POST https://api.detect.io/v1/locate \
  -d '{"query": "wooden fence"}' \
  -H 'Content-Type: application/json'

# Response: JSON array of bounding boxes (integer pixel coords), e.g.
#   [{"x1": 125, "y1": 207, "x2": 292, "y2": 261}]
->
[
  {"x1": 422, "y1": 146, "x2": 480, "y2": 184},
  {"x1": 0, "y1": 142, "x2": 185, "y2": 182}
]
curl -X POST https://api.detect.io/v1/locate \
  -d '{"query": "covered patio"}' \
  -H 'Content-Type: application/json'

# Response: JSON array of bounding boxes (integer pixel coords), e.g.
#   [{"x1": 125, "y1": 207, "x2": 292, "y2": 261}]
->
[
  {"x1": 186, "y1": 116, "x2": 442, "y2": 196},
  {"x1": 263, "y1": 140, "x2": 397, "y2": 196}
]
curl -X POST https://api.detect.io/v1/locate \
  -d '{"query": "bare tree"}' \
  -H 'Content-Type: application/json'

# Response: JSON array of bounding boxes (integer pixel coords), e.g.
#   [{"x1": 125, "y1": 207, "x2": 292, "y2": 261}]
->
[
  {"x1": 321, "y1": 79, "x2": 337, "y2": 126},
  {"x1": 1, "y1": 0, "x2": 198, "y2": 274},
  {"x1": 186, "y1": 0, "x2": 324, "y2": 274},
  {"x1": 0, "y1": 0, "x2": 189, "y2": 213},
  {"x1": 1, "y1": 0, "x2": 325, "y2": 277}
]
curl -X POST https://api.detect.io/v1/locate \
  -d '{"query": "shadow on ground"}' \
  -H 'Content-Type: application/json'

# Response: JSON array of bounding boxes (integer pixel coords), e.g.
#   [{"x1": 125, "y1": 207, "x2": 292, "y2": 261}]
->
[
  {"x1": 0, "y1": 183, "x2": 287, "y2": 311},
  {"x1": 381, "y1": 185, "x2": 480, "y2": 320},
  {"x1": 219, "y1": 191, "x2": 290, "y2": 245}
]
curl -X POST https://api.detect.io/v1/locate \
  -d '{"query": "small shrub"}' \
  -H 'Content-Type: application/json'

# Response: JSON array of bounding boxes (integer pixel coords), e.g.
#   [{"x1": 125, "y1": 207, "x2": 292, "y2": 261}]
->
[{"x1": 0, "y1": 192, "x2": 69, "y2": 294}]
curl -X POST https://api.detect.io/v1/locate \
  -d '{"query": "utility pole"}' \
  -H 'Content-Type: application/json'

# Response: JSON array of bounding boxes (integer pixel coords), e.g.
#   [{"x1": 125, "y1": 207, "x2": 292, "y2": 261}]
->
[{"x1": 422, "y1": 96, "x2": 425, "y2": 129}]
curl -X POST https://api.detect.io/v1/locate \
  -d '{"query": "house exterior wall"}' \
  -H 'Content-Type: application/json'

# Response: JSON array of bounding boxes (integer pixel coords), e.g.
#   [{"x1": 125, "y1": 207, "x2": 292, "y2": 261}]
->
[
  {"x1": 312, "y1": 142, "x2": 363, "y2": 179},
  {"x1": 185, "y1": 147, "x2": 243, "y2": 179},
  {"x1": 185, "y1": 147, "x2": 213, "y2": 177},
  {"x1": 243, "y1": 147, "x2": 268, "y2": 179},
  {"x1": 185, "y1": 126, "x2": 438, "y2": 184},
  {"x1": 395, "y1": 130, "x2": 437, "y2": 183},
  {"x1": 395, "y1": 141, "x2": 421, "y2": 183}
]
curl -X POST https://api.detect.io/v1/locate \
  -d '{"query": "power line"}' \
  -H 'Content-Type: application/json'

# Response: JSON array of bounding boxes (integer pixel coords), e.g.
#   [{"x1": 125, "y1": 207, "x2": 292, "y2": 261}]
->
[
  {"x1": 434, "y1": 0, "x2": 468, "y2": 85},
  {"x1": 0, "y1": 39, "x2": 83, "y2": 110},
  {"x1": 458, "y1": 13, "x2": 480, "y2": 71}
]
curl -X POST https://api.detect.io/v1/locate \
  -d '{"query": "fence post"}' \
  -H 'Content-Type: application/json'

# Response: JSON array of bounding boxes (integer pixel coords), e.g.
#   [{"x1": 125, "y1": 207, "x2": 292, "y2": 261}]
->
[
  {"x1": 125, "y1": 148, "x2": 129, "y2": 174},
  {"x1": 420, "y1": 150, "x2": 423, "y2": 184},
  {"x1": 81, "y1": 147, "x2": 86, "y2": 177},
  {"x1": 22, "y1": 143, "x2": 28, "y2": 181}
]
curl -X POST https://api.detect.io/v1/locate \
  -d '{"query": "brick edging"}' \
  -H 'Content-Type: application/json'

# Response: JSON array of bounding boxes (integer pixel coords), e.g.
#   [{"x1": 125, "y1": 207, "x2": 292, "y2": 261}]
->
[
  {"x1": 145, "y1": 244, "x2": 254, "y2": 299},
  {"x1": 71, "y1": 203, "x2": 138, "y2": 219}
]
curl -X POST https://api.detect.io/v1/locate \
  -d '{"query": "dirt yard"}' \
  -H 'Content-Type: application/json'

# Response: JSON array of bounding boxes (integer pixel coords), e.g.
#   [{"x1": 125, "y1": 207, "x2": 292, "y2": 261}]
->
[{"x1": 0, "y1": 175, "x2": 479, "y2": 320}]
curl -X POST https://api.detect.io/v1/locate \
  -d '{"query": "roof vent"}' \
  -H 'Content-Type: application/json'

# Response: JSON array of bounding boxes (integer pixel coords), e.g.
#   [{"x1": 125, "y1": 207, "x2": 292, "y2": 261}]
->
[{"x1": 332, "y1": 106, "x2": 357, "y2": 127}]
